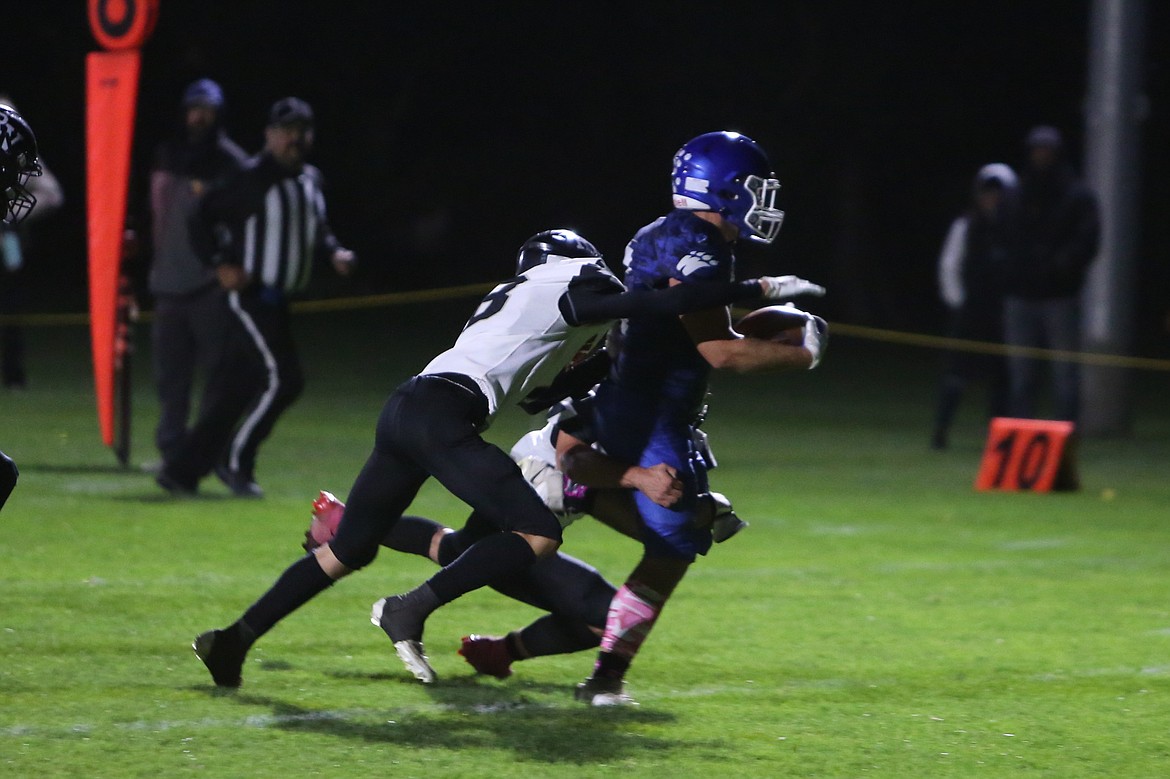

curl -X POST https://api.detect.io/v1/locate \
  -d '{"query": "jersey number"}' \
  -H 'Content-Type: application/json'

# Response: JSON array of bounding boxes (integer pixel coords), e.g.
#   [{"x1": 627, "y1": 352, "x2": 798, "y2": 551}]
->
[{"x1": 465, "y1": 277, "x2": 527, "y2": 329}]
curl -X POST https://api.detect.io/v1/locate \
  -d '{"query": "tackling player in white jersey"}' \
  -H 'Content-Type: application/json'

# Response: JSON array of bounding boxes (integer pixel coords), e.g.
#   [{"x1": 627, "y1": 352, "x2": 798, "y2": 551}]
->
[{"x1": 193, "y1": 228, "x2": 824, "y2": 688}]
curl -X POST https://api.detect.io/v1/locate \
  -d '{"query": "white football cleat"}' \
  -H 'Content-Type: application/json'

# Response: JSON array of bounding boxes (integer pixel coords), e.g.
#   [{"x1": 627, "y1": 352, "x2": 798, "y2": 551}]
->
[
  {"x1": 574, "y1": 676, "x2": 638, "y2": 707},
  {"x1": 393, "y1": 639, "x2": 436, "y2": 684},
  {"x1": 371, "y1": 596, "x2": 436, "y2": 684}
]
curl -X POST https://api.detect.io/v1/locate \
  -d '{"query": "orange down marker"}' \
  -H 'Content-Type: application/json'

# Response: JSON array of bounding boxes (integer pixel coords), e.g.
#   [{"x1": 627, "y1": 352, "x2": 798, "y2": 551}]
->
[
  {"x1": 85, "y1": 49, "x2": 140, "y2": 447},
  {"x1": 974, "y1": 417, "x2": 1079, "y2": 492},
  {"x1": 85, "y1": 0, "x2": 157, "y2": 449}
]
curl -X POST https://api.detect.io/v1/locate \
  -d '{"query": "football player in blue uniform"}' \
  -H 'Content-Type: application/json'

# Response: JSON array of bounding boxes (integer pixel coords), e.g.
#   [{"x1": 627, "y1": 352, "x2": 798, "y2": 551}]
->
[
  {"x1": 576, "y1": 131, "x2": 829, "y2": 705},
  {"x1": 0, "y1": 102, "x2": 43, "y2": 511}
]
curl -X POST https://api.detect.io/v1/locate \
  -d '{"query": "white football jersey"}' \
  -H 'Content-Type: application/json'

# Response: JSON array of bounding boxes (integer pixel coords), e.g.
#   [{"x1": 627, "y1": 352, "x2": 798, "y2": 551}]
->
[{"x1": 421, "y1": 258, "x2": 620, "y2": 422}]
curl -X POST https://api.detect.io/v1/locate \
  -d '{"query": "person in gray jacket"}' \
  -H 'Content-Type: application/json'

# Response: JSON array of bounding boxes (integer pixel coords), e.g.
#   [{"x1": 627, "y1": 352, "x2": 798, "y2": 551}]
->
[{"x1": 148, "y1": 79, "x2": 246, "y2": 466}]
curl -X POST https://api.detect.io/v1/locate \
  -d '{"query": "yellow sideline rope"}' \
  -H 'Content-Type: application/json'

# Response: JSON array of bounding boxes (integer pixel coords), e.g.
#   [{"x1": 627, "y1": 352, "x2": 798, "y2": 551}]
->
[
  {"x1": 828, "y1": 321, "x2": 1170, "y2": 372},
  {"x1": 3, "y1": 282, "x2": 1169, "y2": 372}
]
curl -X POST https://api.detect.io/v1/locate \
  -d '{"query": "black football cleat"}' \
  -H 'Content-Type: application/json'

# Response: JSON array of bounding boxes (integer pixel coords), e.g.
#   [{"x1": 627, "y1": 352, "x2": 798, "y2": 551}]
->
[{"x1": 193, "y1": 628, "x2": 246, "y2": 688}]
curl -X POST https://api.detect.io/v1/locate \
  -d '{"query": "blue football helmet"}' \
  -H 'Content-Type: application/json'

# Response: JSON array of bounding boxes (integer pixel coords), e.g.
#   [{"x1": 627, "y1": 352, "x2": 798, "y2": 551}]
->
[
  {"x1": 0, "y1": 103, "x2": 41, "y2": 225},
  {"x1": 671, "y1": 131, "x2": 784, "y2": 244},
  {"x1": 516, "y1": 228, "x2": 602, "y2": 273}
]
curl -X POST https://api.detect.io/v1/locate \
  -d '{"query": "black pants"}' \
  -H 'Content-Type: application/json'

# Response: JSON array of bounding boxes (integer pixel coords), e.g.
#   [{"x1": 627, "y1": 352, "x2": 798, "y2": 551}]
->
[
  {"x1": 0, "y1": 449, "x2": 17, "y2": 511},
  {"x1": 166, "y1": 288, "x2": 303, "y2": 486},
  {"x1": 933, "y1": 302, "x2": 1008, "y2": 441},
  {"x1": 151, "y1": 285, "x2": 231, "y2": 462},
  {"x1": 446, "y1": 510, "x2": 615, "y2": 629},
  {"x1": 330, "y1": 374, "x2": 564, "y2": 571}
]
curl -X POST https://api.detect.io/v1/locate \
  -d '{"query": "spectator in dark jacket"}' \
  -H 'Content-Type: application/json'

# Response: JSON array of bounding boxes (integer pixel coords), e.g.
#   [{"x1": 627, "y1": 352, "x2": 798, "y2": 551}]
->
[
  {"x1": 148, "y1": 79, "x2": 246, "y2": 467},
  {"x1": 1002, "y1": 126, "x2": 1100, "y2": 422}
]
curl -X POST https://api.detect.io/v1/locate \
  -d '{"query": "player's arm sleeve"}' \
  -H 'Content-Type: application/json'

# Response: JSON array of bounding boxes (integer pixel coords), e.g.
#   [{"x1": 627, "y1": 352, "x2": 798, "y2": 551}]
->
[
  {"x1": 518, "y1": 350, "x2": 610, "y2": 415},
  {"x1": 561, "y1": 274, "x2": 762, "y2": 326}
]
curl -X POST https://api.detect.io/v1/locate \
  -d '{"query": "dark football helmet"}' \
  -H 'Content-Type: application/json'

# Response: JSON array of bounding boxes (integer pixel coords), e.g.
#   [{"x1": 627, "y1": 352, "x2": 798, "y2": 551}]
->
[
  {"x1": 670, "y1": 131, "x2": 784, "y2": 244},
  {"x1": 516, "y1": 228, "x2": 602, "y2": 274},
  {"x1": 0, "y1": 103, "x2": 41, "y2": 225}
]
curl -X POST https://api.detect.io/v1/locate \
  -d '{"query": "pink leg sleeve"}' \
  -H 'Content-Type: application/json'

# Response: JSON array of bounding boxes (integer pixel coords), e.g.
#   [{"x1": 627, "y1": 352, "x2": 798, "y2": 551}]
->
[{"x1": 599, "y1": 582, "x2": 664, "y2": 659}]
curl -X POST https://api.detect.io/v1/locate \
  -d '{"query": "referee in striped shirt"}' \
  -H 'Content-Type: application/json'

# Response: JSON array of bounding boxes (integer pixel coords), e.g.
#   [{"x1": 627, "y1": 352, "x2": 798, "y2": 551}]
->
[{"x1": 157, "y1": 97, "x2": 354, "y2": 497}]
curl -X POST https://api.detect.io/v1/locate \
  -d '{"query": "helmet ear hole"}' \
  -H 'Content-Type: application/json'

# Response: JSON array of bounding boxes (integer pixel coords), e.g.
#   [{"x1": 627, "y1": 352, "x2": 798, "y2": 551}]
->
[{"x1": 714, "y1": 186, "x2": 742, "y2": 205}]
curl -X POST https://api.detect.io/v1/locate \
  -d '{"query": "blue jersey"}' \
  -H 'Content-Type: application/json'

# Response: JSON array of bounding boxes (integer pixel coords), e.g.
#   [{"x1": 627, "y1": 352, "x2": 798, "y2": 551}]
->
[
  {"x1": 612, "y1": 209, "x2": 736, "y2": 413},
  {"x1": 593, "y1": 210, "x2": 736, "y2": 561}
]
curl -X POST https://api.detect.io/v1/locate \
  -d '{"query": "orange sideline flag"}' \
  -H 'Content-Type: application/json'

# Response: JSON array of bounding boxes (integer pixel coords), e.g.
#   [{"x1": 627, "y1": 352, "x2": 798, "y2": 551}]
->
[{"x1": 85, "y1": 50, "x2": 140, "y2": 446}]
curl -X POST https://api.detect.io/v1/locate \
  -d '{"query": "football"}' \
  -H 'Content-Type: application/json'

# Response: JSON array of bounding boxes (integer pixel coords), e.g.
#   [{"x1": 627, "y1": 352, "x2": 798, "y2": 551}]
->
[{"x1": 734, "y1": 305, "x2": 807, "y2": 345}]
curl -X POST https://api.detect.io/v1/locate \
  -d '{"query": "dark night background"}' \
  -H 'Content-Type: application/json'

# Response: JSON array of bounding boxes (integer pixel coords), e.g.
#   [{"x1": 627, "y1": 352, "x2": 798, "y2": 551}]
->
[{"x1": 5, "y1": 1, "x2": 1169, "y2": 350}]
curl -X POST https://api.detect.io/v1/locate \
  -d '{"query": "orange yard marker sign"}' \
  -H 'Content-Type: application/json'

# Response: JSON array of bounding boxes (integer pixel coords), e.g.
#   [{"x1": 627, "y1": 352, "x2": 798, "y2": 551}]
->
[{"x1": 975, "y1": 418, "x2": 1078, "y2": 492}]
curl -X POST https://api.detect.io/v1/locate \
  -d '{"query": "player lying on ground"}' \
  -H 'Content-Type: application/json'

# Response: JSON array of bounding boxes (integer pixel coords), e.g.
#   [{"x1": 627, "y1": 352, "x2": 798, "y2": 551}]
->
[
  {"x1": 192, "y1": 227, "x2": 820, "y2": 688},
  {"x1": 303, "y1": 399, "x2": 746, "y2": 679}
]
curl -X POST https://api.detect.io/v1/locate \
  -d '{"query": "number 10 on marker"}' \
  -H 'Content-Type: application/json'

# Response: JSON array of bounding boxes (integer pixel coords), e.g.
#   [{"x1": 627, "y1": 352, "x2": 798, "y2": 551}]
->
[{"x1": 974, "y1": 418, "x2": 1078, "y2": 492}]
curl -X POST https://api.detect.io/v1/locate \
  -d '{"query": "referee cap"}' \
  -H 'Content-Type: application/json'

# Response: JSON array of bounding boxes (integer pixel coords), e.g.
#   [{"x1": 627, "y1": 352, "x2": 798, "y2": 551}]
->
[{"x1": 268, "y1": 97, "x2": 314, "y2": 128}]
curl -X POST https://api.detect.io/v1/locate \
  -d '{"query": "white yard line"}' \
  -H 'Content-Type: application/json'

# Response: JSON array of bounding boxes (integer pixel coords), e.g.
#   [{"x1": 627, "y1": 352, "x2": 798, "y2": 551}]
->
[{"x1": 0, "y1": 685, "x2": 763, "y2": 739}]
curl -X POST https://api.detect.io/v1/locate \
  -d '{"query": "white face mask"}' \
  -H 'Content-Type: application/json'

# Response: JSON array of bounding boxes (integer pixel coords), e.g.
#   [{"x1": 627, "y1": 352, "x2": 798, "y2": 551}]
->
[{"x1": 742, "y1": 174, "x2": 785, "y2": 244}]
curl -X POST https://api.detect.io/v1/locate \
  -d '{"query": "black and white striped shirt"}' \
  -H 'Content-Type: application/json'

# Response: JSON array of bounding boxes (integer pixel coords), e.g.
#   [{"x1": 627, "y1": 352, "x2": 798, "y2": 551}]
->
[{"x1": 192, "y1": 153, "x2": 340, "y2": 294}]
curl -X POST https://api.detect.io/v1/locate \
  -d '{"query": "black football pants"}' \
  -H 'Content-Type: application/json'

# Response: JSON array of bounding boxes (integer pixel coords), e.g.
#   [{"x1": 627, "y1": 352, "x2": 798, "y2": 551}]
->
[
  {"x1": 329, "y1": 374, "x2": 564, "y2": 571},
  {"x1": 0, "y1": 449, "x2": 16, "y2": 511}
]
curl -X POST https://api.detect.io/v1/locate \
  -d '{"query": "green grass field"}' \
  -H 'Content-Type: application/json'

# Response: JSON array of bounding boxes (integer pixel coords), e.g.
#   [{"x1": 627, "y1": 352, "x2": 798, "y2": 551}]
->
[{"x1": 2, "y1": 303, "x2": 1169, "y2": 778}]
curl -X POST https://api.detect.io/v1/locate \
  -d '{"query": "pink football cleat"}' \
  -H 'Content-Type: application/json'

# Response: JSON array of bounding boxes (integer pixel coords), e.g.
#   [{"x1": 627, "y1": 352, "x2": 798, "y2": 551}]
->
[{"x1": 303, "y1": 490, "x2": 345, "y2": 551}]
